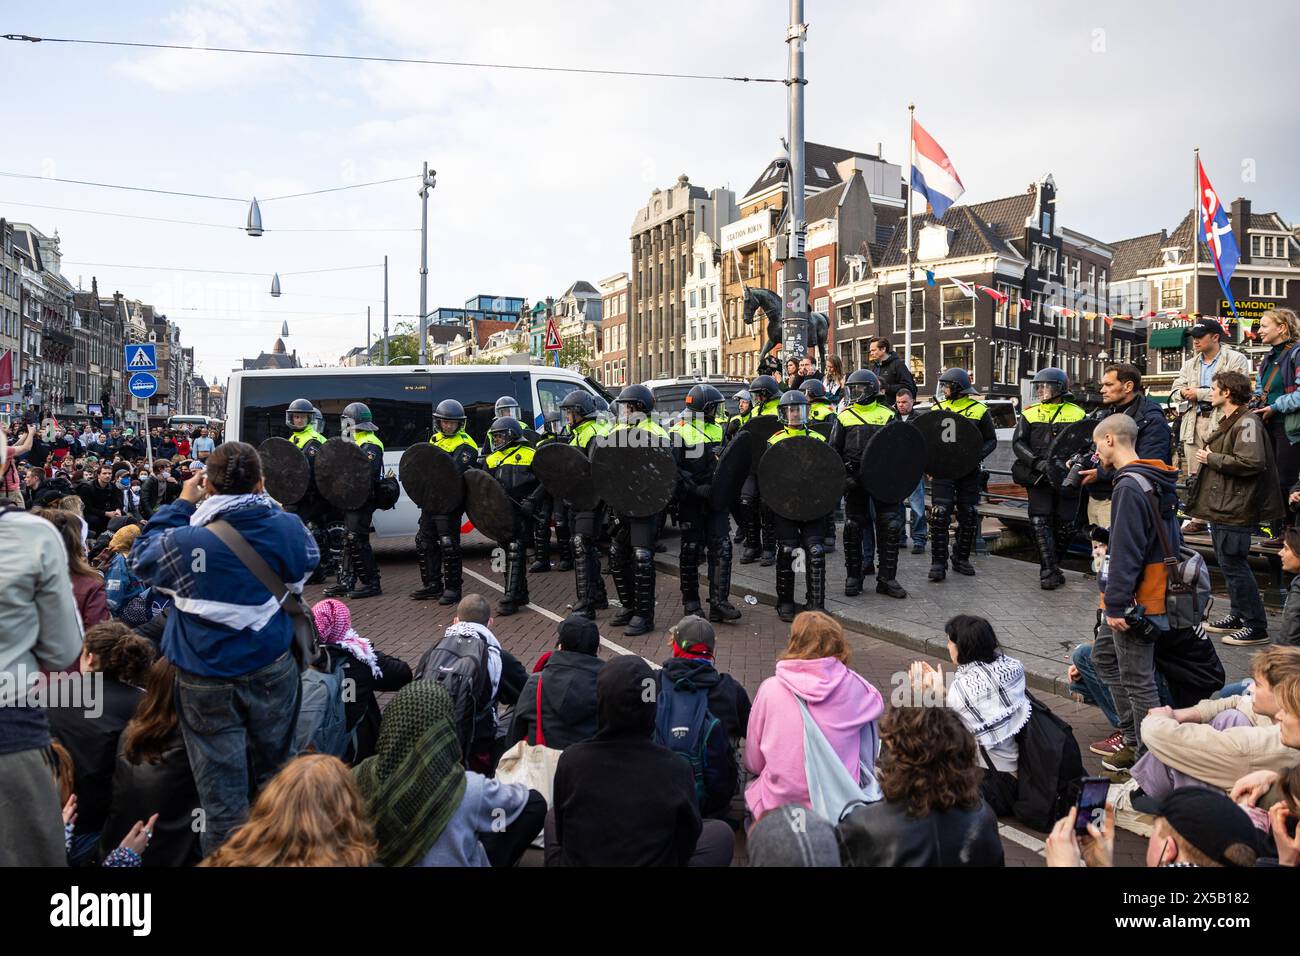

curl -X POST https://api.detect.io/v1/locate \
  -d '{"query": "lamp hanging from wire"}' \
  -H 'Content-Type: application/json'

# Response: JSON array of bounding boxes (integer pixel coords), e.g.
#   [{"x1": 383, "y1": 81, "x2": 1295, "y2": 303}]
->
[
  {"x1": 246, "y1": 197, "x2": 264, "y2": 236},
  {"x1": 270, "y1": 272, "x2": 281, "y2": 296}
]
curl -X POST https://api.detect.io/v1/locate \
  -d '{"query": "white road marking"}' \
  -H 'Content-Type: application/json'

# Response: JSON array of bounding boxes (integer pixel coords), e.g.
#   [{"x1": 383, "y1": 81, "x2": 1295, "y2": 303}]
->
[
  {"x1": 461, "y1": 566, "x2": 656, "y2": 666},
  {"x1": 998, "y1": 823, "x2": 1046, "y2": 856}
]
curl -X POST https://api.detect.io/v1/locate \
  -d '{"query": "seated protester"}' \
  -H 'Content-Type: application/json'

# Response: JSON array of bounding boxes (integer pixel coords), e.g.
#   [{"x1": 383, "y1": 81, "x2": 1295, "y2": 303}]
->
[
  {"x1": 98, "y1": 658, "x2": 202, "y2": 867},
  {"x1": 509, "y1": 614, "x2": 605, "y2": 751},
  {"x1": 656, "y1": 615, "x2": 752, "y2": 817},
  {"x1": 911, "y1": 615, "x2": 1030, "y2": 816},
  {"x1": 1130, "y1": 647, "x2": 1300, "y2": 802},
  {"x1": 1277, "y1": 527, "x2": 1300, "y2": 646},
  {"x1": 102, "y1": 524, "x2": 146, "y2": 621},
  {"x1": 837, "y1": 706, "x2": 1004, "y2": 867},
  {"x1": 1046, "y1": 786, "x2": 1260, "y2": 868},
  {"x1": 45, "y1": 621, "x2": 155, "y2": 865},
  {"x1": 354, "y1": 681, "x2": 544, "y2": 868},
  {"x1": 311, "y1": 598, "x2": 413, "y2": 764},
  {"x1": 547, "y1": 655, "x2": 734, "y2": 867},
  {"x1": 745, "y1": 611, "x2": 884, "y2": 822},
  {"x1": 39, "y1": 508, "x2": 110, "y2": 636},
  {"x1": 746, "y1": 803, "x2": 841, "y2": 867},
  {"x1": 202, "y1": 754, "x2": 377, "y2": 867}
]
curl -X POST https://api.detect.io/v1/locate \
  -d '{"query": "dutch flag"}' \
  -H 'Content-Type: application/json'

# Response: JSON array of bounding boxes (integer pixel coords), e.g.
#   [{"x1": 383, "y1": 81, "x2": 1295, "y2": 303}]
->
[{"x1": 910, "y1": 117, "x2": 965, "y2": 220}]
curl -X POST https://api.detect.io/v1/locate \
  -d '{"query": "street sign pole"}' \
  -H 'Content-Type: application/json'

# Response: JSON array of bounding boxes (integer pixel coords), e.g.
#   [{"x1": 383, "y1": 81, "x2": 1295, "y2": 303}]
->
[{"x1": 781, "y1": 0, "x2": 810, "y2": 361}]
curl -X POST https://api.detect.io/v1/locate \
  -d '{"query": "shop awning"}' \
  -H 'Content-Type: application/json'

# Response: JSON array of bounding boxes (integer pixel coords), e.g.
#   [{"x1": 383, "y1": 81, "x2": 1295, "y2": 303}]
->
[{"x1": 1149, "y1": 328, "x2": 1187, "y2": 349}]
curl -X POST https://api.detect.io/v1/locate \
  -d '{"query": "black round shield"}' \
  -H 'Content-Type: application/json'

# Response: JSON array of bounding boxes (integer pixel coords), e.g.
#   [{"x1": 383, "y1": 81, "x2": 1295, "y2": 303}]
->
[
  {"x1": 915, "y1": 409, "x2": 984, "y2": 480},
  {"x1": 740, "y1": 416, "x2": 783, "y2": 476},
  {"x1": 859, "y1": 422, "x2": 926, "y2": 503},
  {"x1": 257, "y1": 437, "x2": 310, "y2": 505},
  {"x1": 709, "y1": 431, "x2": 753, "y2": 510},
  {"x1": 399, "y1": 443, "x2": 463, "y2": 514},
  {"x1": 809, "y1": 418, "x2": 836, "y2": 440},
  {"x1": 534, "y1": 441, "x2": 599, "y2": 511},
  {"x1": 1048, "y1": 418, "x2": 1096, "y2": 464},
  {"x1": 463, "y1": 469, "x2": 518, "y2": 544},
  {"x1": 590, "y1": 435, "x2": 677, "y2": 518},
  {"x1": 315, "y1": 438, "x2": 373, "y2": 511},
  {"x1": 758, "y1": 437, "x2": 844, "y2": 522}
]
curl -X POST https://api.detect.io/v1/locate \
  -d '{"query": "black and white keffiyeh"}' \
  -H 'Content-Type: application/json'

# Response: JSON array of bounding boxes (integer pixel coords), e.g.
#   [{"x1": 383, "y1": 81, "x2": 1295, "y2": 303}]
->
[
  {"x1": 189, "y1": 492, "x2": 277, "y2": 527},
  {"x1": 947, "y1": 656, "x2": 1031, "y2": 749}
]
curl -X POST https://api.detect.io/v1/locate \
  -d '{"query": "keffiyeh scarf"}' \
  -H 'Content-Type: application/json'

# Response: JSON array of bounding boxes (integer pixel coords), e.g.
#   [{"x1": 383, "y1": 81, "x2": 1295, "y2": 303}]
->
[
  {"x1": 312, "y1": 598, "x2": 383, "y2": 679},
  {"x1": 189, "y1": 492, "x2": 276, "y2": 527},
  {"x1": 947, "y1": 656, "x2": 1032, "y2": 749}
]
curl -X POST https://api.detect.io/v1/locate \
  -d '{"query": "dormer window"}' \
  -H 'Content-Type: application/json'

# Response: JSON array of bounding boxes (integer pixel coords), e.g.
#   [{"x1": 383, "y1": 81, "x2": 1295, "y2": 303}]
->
[
  {"x1": 1040, "y1": 211, "x2": 1052, "y2": 235},
  {"x1": 1251, "y1": 235, "x2": 1288, "y2": 258},
  {"x1": 1161, "y1": 247, "x2": 1183, "y2": 266}
]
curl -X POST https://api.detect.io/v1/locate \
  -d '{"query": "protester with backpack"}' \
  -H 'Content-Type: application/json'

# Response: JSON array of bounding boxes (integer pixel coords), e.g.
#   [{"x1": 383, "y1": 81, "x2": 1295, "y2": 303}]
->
[
  {"x1": 102, "y1": 523, "x2": 146, "y2": 619},
  {"x1": 129, "y1": 441, "x2": 319, "y2": 855},
  {"x1": 655, "y1": 615, "x2": 751, "y2": 818},
  {"x1": 744, "y1": 611, "x2": 884, "y2": 822},
  {"x1": 509, "y1": 614, "x2": 604, "y2": 751}
]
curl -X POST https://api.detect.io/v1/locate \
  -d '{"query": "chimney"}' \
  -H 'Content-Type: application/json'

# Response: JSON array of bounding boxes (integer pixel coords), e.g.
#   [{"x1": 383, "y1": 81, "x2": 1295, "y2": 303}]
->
[{"x1": 1232, "y1": 197, "x2": 1251, "y2": 264}]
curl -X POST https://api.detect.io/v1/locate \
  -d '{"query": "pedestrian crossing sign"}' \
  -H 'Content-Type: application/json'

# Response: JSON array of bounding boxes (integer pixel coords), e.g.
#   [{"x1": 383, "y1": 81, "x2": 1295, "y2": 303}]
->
[{"x1": 125, "y1": 343, "x2": 158, "y2": 371}]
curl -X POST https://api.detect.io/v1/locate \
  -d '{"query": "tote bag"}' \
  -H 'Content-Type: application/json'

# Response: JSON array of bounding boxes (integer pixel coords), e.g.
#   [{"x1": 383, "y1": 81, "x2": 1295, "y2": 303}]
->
[
  {"x1": 796, "y1": 695, "x2": 882, "y2": 823},
  {"x1": 494, "y1": 677, "x2": 563, "y2": 848}
]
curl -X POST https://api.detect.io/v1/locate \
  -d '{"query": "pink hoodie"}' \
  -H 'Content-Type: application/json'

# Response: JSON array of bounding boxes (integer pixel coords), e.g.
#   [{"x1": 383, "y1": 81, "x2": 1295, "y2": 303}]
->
[{"x1": 743, "y1": 657, "x2": 884, "y2": 821}]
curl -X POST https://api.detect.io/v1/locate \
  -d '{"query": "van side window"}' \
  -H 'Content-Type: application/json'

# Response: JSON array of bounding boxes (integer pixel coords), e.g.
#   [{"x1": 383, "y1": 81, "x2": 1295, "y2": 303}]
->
[{"x1": 537, "y1": 379, "x2": 584, "y2": 420}]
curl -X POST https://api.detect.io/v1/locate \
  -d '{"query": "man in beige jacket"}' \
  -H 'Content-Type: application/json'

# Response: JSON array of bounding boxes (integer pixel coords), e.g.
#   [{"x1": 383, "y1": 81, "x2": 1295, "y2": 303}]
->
[
  {"x1": 1131, "y1": 647, "x2": 1300, "y2": 799},
  {"x1": 1170, "y1": 320, "x2": 1251, "y2": 491}
]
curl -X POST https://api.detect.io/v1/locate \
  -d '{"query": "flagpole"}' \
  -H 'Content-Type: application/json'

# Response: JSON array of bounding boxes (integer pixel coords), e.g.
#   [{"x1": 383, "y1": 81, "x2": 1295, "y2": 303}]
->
[
  {"x1": 905, "y1": 103, "x2": 915, "y2": 374},
  {"x1": 1192, "y1": 146, "x2": 1200, "y2": 318}
]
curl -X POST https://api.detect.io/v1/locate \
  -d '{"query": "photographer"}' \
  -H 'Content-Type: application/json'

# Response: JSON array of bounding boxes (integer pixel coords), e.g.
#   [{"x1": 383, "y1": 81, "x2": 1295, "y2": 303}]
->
[
  {"x1": 1080, "y1": 364, "x2": 1171, "y2": 529},
  {"x1": 1090, "y1": 413, "x2": 1183, "y2": 773},
  {"x1": 1187, "y1": 370, "x2": 1284, "y2": 646}
]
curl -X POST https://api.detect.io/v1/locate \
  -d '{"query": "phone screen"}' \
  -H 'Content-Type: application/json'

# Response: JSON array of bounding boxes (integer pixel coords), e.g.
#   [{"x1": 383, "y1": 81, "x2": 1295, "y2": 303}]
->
[{"x1": 1075, "y1": 776, "x2": 1110, "y2": 832}]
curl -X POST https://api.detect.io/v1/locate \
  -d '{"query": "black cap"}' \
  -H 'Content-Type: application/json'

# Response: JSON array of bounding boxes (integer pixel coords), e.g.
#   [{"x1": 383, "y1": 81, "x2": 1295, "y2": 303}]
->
[
  {"x1": 1190, "y1": 319, "x2": 1225, "y2": 338},
  {"x1": 669, "y1": 614, "x2": 716, "y2": 654},
  {"x1": 557, "y1": 614, "x2": 600, "y2": 655},
  {"x1": 1153, "y1": 788, "x2": 1260, "y2": 866}
]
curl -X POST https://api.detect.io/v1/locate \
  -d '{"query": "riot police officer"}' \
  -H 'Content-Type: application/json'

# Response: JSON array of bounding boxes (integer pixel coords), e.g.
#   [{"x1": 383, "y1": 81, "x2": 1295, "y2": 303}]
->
[
  {"x1": 324, "y1": 401, "x2": 384, "y2": 599},
  {"x1": 411, "y1": 399, "x2": 479, "y2": 604},
  {"x1": 799, "y1": 378, "x2": 836, "y2": 423},
  {"x1": 830, "y1": 369, "x2": 906, "y2": 599},
  {"x1": 724, "y1": 388, "x2": 754, "y2": 442},
  {"x1": 531, "y1": 410, "x2": 572, "y2": 573},
  {"x1": 671, "y1": 383, "x2": 741, "y2": 623},
  {"x1": 739, "y1": 374, "x2": 781, "y2": 566},
  {"x1": 283, "y1": 397, "x2": 334, "y2": 582},
  {"x1": 928, "y1": 368, "x2": 997, "y2": 583},
  {"x1": 560, "y1": 389, "x2": 611, "y2": 619},
  {"x1": 768, "y1": 390, "x2": 831, "y2": 622},
  {"x1": 607, "y1": 383, "x2": 671, "y2": 637},
  {"x1": 1011, "y1": 367, "x2": 1086, "y2": 589},
  {"x1": 485, "y1": 416, "x2": 543, "y2": 615}
]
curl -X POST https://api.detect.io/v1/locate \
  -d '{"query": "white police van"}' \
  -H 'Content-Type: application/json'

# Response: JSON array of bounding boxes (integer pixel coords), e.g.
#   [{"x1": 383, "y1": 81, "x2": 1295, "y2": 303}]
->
[{"x1": 226, "y1": 365, "x2": 608, "y2": 538}]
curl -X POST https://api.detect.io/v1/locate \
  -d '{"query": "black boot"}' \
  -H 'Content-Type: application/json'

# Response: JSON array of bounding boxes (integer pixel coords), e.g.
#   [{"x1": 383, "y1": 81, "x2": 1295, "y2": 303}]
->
[
  {"x1": 929, "y1": 504, "x2": 951, "y2": 582},
  {"x1": 875, "y1": 510, "x2": 907, "y2": 599},
  {"x1": 438, "y1": 535, "x2": 462, "y2": 606},
  {"x1": 679, "y1": 538, "x2": 702, "y2": 615},
  {"x1": 322, "y1": 537, "x2": 355, "y2": 597},
  {"x1": 707, "y1": 539, "x2": 742, "y2": 623},
  {"x1": 805, "y1": 542, "x2": 827, "y2": 613},
  {"x1": 951, "y1": 505, "x2": 978, "y2": 576},
  {"x1": 348, "y1": 539, "x2": 383, "y2": 599},
  {"x1": 410, "y1": 537, "x2": 444, "y2": 600},
  {"x1": 1054, "y1": 519, "x2": 1077, "y2": 565},
  {"x1": 609, "y1": 541, "x2": 635, "y2": 626},
  {"x1": 571, "y1": 533, "x2": 595, "y2": 619},
  {"x1": 842, "y1": 518, "x2": 864, "y2": 596},
  {"x1": 555, "y1": 519, "x2": 573, "y2": 572},
  {"x1": 625, "y1": 547, "x2": 656, "y2": 636},
  {"x1": 497, "y1": 540, "x2": 529, "y2": 615},
  {"x1": 760, "y1": 508, "x2": 776, "y2": 566},
  {"x1": 529, "y1": 519, "x2": 551, "y2": 573},
  {"x1": 1031, "y1": 516, "x2": 1065, "y2": 589},
  {"x1": 740, "y1": 502, "x2": 761, "y2": 563},
  {"x1": 823, "y1": 515, "x2": 837, "y2": 554},
  {"x1": 776, "y1": 545, "x2": 798, "y2": 622}
]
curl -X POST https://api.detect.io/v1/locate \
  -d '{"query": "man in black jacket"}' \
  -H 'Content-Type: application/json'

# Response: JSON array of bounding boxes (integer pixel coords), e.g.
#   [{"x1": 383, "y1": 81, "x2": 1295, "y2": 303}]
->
[
  {"x1": 77, "y1": 462, "x2": 122, "y2": 536},
  {"x1": 869, "y1": 337, "x2": 917, "y2": 407},
  {"x1": 545, "y1": 655, "x2": 734, "y2": 867},
  {"x1": 509, "y1": 614, "x2": 605, "y2": 750},
  {"x1": 1080, "y1": 363, "x2": 1172, "y2": 529}
]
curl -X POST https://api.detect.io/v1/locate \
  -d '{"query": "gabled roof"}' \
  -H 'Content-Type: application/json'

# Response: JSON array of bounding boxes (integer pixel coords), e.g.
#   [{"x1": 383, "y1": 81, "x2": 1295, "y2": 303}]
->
[
  {"x1": 1251, "y1": 212, "x2": 1290, "y2": 231},
  {"x1": 472, "y1": 319, "x2": 516, "y2": 349},
  {"x1": 966, "y1": 188, "x2": 1038, "y2": 246},
  {"x1": 1109, "y1": 231, "x2": 1167, "y2": 281},
  {"x1": 876, "y1": 199, "x2": 1028, "y2": 268},
  {"x1": 561, "y1": 280, "x2": 600, "y2": 298},
  {"x1": 427, "y1": 323, "x2": 471, "y2": 346},
  {"x1": 743, "y1": 142, "x2": 882, "y2": 199}
]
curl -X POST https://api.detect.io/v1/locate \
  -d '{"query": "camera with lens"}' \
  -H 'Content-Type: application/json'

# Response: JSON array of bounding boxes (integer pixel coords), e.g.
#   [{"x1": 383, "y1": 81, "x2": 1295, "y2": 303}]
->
[
  {"x1": 1121, "y1": 603, "x2": 1154, "y2": 638},
  {"x1": 1060, "y1": 446, "x2": 1098, "y2": 490}
]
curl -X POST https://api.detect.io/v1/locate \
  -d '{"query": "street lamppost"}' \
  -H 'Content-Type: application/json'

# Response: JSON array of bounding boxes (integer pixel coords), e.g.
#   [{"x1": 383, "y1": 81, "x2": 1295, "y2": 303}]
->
[{"x1": 418, "y1": 163, "x2": 436, "y2": 365}]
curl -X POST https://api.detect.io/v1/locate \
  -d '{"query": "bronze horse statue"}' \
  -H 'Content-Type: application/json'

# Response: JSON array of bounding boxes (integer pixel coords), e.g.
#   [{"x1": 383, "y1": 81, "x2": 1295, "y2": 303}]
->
[{"x1": 742, "y1": 286, "x2": 829, "y2": 372}]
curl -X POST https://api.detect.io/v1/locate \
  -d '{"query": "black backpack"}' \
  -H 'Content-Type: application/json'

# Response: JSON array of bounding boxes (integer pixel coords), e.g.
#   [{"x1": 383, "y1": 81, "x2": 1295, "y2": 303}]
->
[
  {"x1": 415, "y1": 630, "x2": 493, "y2": 756},
  {"x1": 1008, "y1": 692, "x2": 1085, "y2": 833}
]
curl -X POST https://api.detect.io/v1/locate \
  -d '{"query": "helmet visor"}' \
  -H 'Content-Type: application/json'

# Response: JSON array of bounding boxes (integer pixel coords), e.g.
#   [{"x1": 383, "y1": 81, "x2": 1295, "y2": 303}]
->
[
  {"x1": 782, "y1": 404, "x2": 809, "y2": 427},
  {"x1": 848, "y1": 383, "x2": 872, "y2": 404},
  {"x1": 436, "y1": 418, "x2": 460, "y2": 436},
  {"x1": 490, "y1": 430, "x2": 511, "y2": 451},
  {"x1": 1035, "y1": 382, "x2": 1062, "y2": 402}
]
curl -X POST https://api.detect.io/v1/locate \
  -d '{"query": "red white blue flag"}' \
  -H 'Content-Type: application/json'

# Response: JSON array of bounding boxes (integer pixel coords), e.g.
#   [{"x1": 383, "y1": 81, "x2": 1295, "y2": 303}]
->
[{"x1": 1197, "y1": 157, "x2": 1240, "y2": 320}]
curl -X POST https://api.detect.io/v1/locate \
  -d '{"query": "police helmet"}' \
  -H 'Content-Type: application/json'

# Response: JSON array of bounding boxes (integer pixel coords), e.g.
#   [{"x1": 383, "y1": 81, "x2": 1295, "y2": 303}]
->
[
  {"x1": 748, "y1": 375, "x2": 779, "y2": 404},
  {"x1": 938, "y1": 367, "x2": 975, "y2": 399},
  {"x1": 1032, "y1": 367, "x2": 1069, "y2": 400},
  {"x1": 845, "y1": 368, "x2": 880, "y2": 405},
  {"x1": 434, "y1": 398, "x2": 466, "y2": 435},
  {"x1": 494, "y1": 396, "x2": 522, "y2": 419},
  {"x1": 777, "y1": 389, "x2": 810, "y2": 427},
  {"x1": 489, "y1": 415, "x2": 525, "y2": 451},
  {"x1": 799, "y1": 378, "x2": 826, "y2": 401},
  {"x1": 615, "y1": 383, "x2": 656, "y2": 416},
  {"x1": 685, "y1": 383, "x2": 724, "y2": 421},
  {"x1": 285, "y1": 397, "x2": 314, "y2": 429},
  {"x1": 341, "y1": 401, "x2": 376, "y2": 432},
  {"x1": 559, "y1": 389, "x2": 597, "y2": 420},
  {"x1": 542, "y1": 410, "x2": 565, "y2": 436}
]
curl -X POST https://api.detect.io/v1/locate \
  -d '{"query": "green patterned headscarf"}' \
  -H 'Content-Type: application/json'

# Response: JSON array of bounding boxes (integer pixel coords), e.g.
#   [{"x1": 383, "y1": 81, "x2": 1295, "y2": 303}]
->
[{"x1": 353, "y1": 681, "x2": 467, "y2": 867}]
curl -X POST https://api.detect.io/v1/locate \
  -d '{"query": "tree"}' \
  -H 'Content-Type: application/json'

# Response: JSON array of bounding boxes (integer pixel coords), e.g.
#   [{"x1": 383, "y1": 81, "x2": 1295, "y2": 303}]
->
[
  {"x1": 370, "y1": 320, "x2": 418, "y2": 365},
  {"x1": 556, "y1": 337, "x2": 592, "y2": 374}
]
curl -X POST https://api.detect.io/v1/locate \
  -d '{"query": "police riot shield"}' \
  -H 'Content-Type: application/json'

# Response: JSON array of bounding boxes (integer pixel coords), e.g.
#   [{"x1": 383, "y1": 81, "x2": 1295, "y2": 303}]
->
[
  {"x1": 533, "y1": 441, "x2": 600, "y2": 512},
  {"x1": 914, "y1": 409, "x2": 984, "y2": 480},
  {"x1": 1047, "y1": 419, "x2": 1097, "y2": 487},
  {"x1": 739, "y1": 416, "x2": 783, "y2": 476},
  {"x1": 463, "y1": 468, "x2": 519, "y2": 544},
  {"x1": 315, "y1": 438, "x2": 373, "y2": 511},
  {"x1": 859, "y1": 422, "x2": 926, "y2": 504},
  {"x1": 758, "y1": 436, "x2": 844, "y2": 522},
  {"x1": 257, "y1": 437, "x2": 310, "y2": 506},
  {"x1": 398, "y1": 443, "x2": 464, "y2": 514},
  {"x1": 709, "y1": 431, "x2": 753, "y2": 510},
  {"x1": 589, "y1": 433, "x2": 676, "y2": 518}
]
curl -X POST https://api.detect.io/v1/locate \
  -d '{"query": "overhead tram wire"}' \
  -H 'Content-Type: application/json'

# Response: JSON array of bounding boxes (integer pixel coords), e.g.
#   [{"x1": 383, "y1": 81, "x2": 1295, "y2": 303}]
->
[
  {"x1": 2, "y1": 33, "x2": 786, "y2": 85},
  {"x1": 0, "y1": 169, "x2": 421, "y2": 205},
  {"x1": 0, "y1": 199, "x2": 421, "y2": 232},
  {"x1": 63, "y1": 261, "x2": 384, "y2": 278}
]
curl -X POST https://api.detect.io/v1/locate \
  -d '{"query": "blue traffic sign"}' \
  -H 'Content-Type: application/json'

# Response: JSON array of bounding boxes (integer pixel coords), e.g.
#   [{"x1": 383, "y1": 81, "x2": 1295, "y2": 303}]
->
[
  {"x1": 125, "y1": 343, "x2": 157, "y2": 372},
  {"x1": 128, "y1": 372, "x2": 158, "y2": 399}
]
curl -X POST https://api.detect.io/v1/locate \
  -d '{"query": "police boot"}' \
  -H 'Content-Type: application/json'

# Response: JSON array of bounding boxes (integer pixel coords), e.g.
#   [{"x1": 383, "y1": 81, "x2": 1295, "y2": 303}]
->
[
  {"x1": 804, "y1": 542, "x2": 827, "y2": 613},
  {"x1": 322, "y1": 539, "x2": 355, "y2": 597},
  {"x1": 410, "y1": 537, "x2": 444, "y2": 600},
  {"x1": 775, "y1": 545, "x2": 798, "y2": 622},
  {"x1": 609, "y1": 541, "x2": 636, "y2": 626},
  {"x1": 740, "y1": 503, "x2": 762, "y2": 563},
  {"x1": 625, "y1": 547, "x2": 656, "y2": 637},
  {"x1": 529, "y1": 519, "x2": 551, "y2": 573},
  {"x1": 707, "y1": 539, "x2": 742, "y2": 623},
  {"x1": 732, "y1": 505, "x2": 748, "y2": 544},
  {"x1": 591, "y1": 545, "x2": 610, "y2": 610},
  {"x1": 679, "y1": 538, "x2": 702, "y2": 616},
  {"x1": 570, "y1": 534, "x2": 595, "y2": 619},
  {"x1": 875, "y1": 511, "x2": 907, "y2": 599},
  {"x1": 497, "y1": 541, "x2": 529, "y2": 616},
  {"x1": 951, "y1": 506, "x2": 979, "y2": 576},
  {"x1": 929, "y1": 504, "x2": 951, "y2": 582},
  {"x1": 307, "y1": 527, "x2": 331, "y2": 584},
  {"x1": 842, "y1": 518, "x2": 864, "y2": 596},
  {"x1": 555, "y1": 518, "x2": 573, "y2": 572},
  {"x1": 1031, "y1": 517, "x2": 1065, "y2": 589},
  {"x1": 438, "y1": 535, "x2": 462, "y2": 606},
  {"x1": 823, "y1": 515, "x2": 837, "y2": 554},
  {"x1": 348, "y1": 540, "x2": 383, "y2": 599},
  {"x1": 760, "y1": 508, "x2": 777, "y2": 567},
  {"x1": 1054, "y1": 519, "x2": 1078, "y2": 565}
]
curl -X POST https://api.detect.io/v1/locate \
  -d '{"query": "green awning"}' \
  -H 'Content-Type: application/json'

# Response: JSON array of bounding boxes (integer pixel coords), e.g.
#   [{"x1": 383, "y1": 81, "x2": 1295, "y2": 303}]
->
[
  {"x1": 1149, "y1": 393, "x2": 1170, "y2": 405},
  {"x1": 1149, "y1": 328, "x2": 1188, "y2": 349}
]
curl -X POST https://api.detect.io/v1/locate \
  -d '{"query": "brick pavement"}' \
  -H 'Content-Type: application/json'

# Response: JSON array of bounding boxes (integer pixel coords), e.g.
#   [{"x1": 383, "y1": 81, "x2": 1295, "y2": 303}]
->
[{"x1": 328, "y1": 535, "x2": 1151, "y2": 866}]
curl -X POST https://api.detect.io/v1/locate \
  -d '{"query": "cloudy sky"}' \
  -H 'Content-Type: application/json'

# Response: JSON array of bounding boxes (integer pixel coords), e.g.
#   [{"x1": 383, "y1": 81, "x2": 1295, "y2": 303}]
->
[{"x1": 5, "y1": 0, "x2": 1297, "y2": 382}]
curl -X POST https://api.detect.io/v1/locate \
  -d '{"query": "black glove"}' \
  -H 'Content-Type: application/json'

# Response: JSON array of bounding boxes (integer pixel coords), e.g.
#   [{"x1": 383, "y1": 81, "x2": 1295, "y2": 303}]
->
[
  {"x1": 694, "y1": 482, "x2": 712, "y2": 500},
  {"x1": 519, "y1": 498, "x2": 536, "y2": 518},
  {"x1": 843, "y1": 475, "x2": 860, "y2": 495},
  {"x1": 1034, "y1": 459, "x2": 1050, "y2": 476}
]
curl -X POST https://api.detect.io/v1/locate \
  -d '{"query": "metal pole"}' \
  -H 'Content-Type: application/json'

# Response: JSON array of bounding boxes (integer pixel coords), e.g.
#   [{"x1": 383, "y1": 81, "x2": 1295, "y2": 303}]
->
[
  {"x1": 1191, "y1": 146, "x2": 1200, "y2": 318},
  {"x1": 781, "y1": 0, "x2": 809, "y2": 361},
  {"x1": 366, "y1": 306, "x2": 371, "y2": 365},
  {"x1": 418, "y1": 162, "x2": 435, "y2": 364},
  {"x1": 382, "y1": 255, "x2": 389, "y2": 366},
  {"x1": 905, "y1": 104, "x2": 915, "y2": 372}
]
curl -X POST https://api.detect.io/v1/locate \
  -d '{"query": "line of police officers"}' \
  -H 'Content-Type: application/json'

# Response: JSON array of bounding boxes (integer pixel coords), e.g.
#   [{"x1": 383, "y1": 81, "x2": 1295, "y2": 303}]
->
[{"x1": 279, "y1": 360, "x2": 1086, "y2": 628}]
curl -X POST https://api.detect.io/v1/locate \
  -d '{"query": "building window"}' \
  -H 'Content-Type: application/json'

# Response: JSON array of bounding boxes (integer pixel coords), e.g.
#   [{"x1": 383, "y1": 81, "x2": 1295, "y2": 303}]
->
[
  {"x1": 689, "y1": 290, "x2": 697, "y2": 309},
  {"x1": 839, "y1": 340, "x2": 855, "y2": 374},
  {"x1": 993, "y1": 340, "x2": 1021, "y2": 385},
  {"x1": 941, "y1": 341, "x2": 975, "y2": 381},
  {"x1": 1160, "y1": 280, "x2": 1184, "y2": 309},
  {"x1": 892, "y1": 290, "x2": 924, "y2": 333},
  {"x1": 907, "y1": 345, "x2": 926, "y2": 387},
  {"x1": 1250, "y1": 277, "x2": 1285, "y2": 297},
  {"x1": 814, "y1": 257, "x2": 830, "y2": 288},
  {"x1": 995, "y1": 283, "x2": 1020, "y2": 329},
  {"x1": 838, "y1": 305, "x2": 854, "y2": 328},
  {"x1": 814, "y1": 296, "x2": 829, "y2": 315},
  {"x1": 858, "y1": 300, "x2": 873, "y2": 325},
  {"x1": 941, "y1": 286, "x2": 975, "y2": 329}
]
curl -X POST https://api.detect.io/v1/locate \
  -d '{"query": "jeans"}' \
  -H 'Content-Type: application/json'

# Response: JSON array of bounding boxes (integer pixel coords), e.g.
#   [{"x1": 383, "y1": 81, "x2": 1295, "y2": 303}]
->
[
  {"x1": 1091, "y1": 621, "x2": 1161, "y2": 753},
  {"x1": 1070, "y1": 641, "x2": 1173, "y2": 730},
  {"x1": 1210, "y1": 523, "x2": 1267, "y2": 632},
  {"x1": 904, "y1": 479, "x2": 927, "y2": 545},
  {"x1": 176, "y1": 651, "x2": 301, "y2": 856}
]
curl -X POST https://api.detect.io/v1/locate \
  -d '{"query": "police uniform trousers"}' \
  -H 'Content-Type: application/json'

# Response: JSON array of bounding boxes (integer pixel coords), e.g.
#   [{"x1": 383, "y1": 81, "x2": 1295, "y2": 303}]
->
[
  {"x1": 332, "y1": 503, "x2": 379, "y2": 592},
  {"x1": 843, "y1": 483, "x2": 903, "y2": 588},
  {"x1": 531, "y1": 493, "x2": 572, "y2": 572},
  {"x1": 677, "y1": 496, "x2": 735, "y2": 615},
  {"x1": 415, "y1": 509, "x2": 464, "y2": 604},
  {"x1": 929, "y1": 469, "x2": 981, "y2": 571},
  {"x1": 287, "y1": 491, "x2": 340, "y2": 578},
  {"x1": 498, "y1": 514, "x2": 530, "y2": 610},
  {"x1": 739, "y1": 475, "x2": 777, "y2": 561},
  {"x1": 1027, "y1": 482, "x2": 1079, "y2": 580},
  {"x1": 568, "y1": 504, "x2": 608, "y2": 618},
  {"x1": 773, "y1": 513, "x2": 827, "y2": 615},
  {"x1": 609, "y1": 513, "x2": 657, "y2": 628}
]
